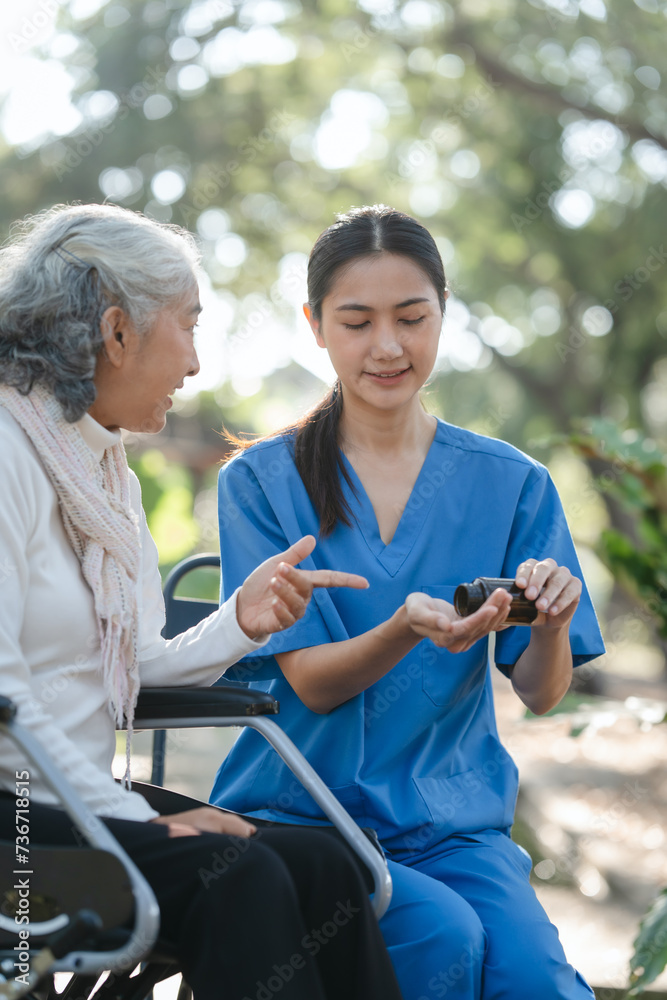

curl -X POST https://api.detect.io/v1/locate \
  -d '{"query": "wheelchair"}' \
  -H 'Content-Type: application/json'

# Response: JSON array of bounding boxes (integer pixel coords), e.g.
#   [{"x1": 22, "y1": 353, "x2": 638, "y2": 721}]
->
[
  {"x1": 0, "y1": 555, "x2": 392, "y2": 1000},
  {"x1": 0, "y1": 693, "x2": 163, "y2": 1000}
]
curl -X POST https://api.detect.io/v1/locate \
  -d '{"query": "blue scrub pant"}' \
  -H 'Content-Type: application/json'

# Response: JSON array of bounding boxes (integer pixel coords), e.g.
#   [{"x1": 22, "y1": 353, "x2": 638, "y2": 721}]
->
[{"x1": 379, "y1": 829, "x2": 594, "y2": 1000}]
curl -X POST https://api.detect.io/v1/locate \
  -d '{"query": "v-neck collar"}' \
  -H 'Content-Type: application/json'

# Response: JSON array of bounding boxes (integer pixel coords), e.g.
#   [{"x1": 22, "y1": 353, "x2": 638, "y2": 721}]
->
[{"x1": 339, "y1": 425, "x2": 444, "y2": 577}]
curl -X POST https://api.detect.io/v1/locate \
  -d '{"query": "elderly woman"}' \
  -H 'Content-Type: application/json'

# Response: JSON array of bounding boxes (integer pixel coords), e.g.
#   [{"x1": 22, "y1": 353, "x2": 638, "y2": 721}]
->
[{"x1": 0, "y1": 203, "x2": 403, "y2": 1000}]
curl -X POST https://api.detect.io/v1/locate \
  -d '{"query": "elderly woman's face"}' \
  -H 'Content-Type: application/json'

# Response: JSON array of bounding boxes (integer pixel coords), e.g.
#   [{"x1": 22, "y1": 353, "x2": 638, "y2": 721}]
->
[{"x1": 90, "y1": 285, "x2": 201, "y2": 432}]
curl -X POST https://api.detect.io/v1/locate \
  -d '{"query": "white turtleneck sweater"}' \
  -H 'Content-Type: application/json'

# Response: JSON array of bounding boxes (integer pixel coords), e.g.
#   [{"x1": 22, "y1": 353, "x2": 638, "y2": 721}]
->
[{"x1": 0, "y1": 407, "x2": 267, "y2": 822}]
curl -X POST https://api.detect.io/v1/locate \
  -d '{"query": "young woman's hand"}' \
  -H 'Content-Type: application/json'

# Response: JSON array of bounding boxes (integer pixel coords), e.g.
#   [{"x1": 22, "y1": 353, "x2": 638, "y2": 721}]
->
[
  {"x1": 404, "y1": 588, "x2": 513, "y2": 652},
  {"x1": 236, "y1": 534, "x2": 368, "y2": 640},
  {"x1": 514, "y1": 557, "x2": 581, "y2": 629},
  {"x1": 405, "y1": 558, "x2": 581, "y2": 653},
  {"x1": 150, "y1": 807, "x2": 257, "y2": 838}
]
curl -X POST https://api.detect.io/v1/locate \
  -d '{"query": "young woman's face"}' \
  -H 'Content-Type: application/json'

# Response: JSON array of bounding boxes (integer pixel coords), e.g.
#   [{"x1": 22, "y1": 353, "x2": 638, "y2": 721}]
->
[{"x1": 305, "y1": 253, "x2": 443, "y2": 416}]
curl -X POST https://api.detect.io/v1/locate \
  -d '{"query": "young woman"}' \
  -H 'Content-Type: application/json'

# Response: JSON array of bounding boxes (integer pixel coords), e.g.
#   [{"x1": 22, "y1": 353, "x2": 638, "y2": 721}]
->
[
  {"x1": 211, "y1": 205, "x2": 605, "y2": 1000},
  {"x1": 0, "y1": 203, "x2": 404, "y2": 1000}
]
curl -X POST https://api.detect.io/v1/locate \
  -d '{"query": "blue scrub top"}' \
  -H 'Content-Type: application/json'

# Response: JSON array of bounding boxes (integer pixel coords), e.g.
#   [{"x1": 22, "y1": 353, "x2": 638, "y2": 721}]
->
[{"x1": 211, "y1": 420, "x2": 604, "y2": 854}]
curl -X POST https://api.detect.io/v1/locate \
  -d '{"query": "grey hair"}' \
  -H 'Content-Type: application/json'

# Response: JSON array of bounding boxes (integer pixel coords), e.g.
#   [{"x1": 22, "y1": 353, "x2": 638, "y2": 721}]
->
[{"x1": 0, "y1": 203, "x2": 201, "y2": 421}]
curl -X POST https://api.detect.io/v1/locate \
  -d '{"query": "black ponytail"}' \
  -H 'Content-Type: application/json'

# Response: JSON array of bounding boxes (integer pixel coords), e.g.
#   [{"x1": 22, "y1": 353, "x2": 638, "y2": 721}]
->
[
  {"x1": 225, "y1": 380, "x2": 357, "y2": 536},
  {"x1": 292, "y1": 379, "x2": 357, "y2": 535}
]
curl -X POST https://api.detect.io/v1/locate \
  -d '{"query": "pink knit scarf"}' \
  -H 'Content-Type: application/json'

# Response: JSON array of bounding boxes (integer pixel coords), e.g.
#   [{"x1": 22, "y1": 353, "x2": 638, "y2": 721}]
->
[{"x1": 0, "y1": 384, "x2": 141, "y2": 780}]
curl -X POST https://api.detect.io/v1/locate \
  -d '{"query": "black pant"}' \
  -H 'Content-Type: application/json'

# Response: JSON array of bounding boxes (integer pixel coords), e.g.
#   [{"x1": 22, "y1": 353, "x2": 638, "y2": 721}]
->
[{"x1": 0, "y1": 795, "x2": 402, "y2": 1000}]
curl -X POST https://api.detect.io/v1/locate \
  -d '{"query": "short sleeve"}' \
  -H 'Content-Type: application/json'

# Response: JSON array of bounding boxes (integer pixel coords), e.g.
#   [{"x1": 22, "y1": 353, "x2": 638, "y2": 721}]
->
[
  {"x1": 217, "y1": 451, "x2": 337, "y2": 682},
  {"x1": 494, "y1": 466, "x2": 605, "y2": 675}
]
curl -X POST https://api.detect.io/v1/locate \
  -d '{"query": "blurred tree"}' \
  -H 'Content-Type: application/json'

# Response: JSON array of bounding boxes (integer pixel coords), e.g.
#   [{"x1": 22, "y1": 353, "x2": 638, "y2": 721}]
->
[{"x1": 1, "y1": 0, "x2": 666, "y2": 591}]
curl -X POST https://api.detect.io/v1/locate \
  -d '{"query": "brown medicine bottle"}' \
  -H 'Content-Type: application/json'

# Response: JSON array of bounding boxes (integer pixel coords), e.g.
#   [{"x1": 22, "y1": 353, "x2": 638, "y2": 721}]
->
[{"x1": 453, "y1": 578, "x2": 538, "y2": 624}]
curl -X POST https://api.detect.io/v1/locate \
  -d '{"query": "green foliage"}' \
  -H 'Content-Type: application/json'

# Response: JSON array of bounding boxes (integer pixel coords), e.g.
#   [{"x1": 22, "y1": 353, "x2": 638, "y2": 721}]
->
[
  {"x1": 560, "y1": 417, "x2": 667, "y2": 995},
  {"x1": 127, "y1": 447, "x2": 199, "y2": 570},
  {"x1": 564, "y1": 418, "x2": 667, "y2": 638},
  {"x1": 629, "y1": 888, "x2": 667, "y2": 996}
]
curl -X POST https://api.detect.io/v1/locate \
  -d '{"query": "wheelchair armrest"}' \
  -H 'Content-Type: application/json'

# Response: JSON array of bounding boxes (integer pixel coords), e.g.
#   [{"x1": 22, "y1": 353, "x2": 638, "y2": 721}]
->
[{"x1": 134, "y1": 686, "x2": 279, "y2": 721}]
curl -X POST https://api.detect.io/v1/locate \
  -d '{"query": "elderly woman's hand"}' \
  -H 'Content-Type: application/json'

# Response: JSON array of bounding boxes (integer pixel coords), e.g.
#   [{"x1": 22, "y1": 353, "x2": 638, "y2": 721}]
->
[
  {"x1": 151, "y1": 807, "x2": 257, "y2": 838},
  {"x1": 236, "y1": 534, "x2": 368, "y2": 640}
]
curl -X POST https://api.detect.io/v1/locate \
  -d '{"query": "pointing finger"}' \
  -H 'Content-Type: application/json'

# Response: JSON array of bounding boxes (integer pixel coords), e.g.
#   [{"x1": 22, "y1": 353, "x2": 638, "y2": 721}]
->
[
  {"x1": 306, "y1": 570, "x2": 369, "y2": 590},
  {"x1": 275, "y1": 564, "x2": 369, "y2": 592}
]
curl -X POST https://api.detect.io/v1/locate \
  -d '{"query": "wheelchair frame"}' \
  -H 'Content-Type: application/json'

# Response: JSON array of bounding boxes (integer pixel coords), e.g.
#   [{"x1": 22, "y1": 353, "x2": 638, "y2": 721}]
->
[
  {"x1": 0, "y1": 695, "x2": 160, "y2": 995},
  {"x1": 0, "y1": 553, "x2": 393, "y2": 998}
]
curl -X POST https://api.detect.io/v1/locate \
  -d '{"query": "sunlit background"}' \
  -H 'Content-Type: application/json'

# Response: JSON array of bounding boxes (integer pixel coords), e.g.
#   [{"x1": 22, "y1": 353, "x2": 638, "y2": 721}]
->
[{"x1": 3, "y1": 0, "x2": 666, "y2": 419}]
